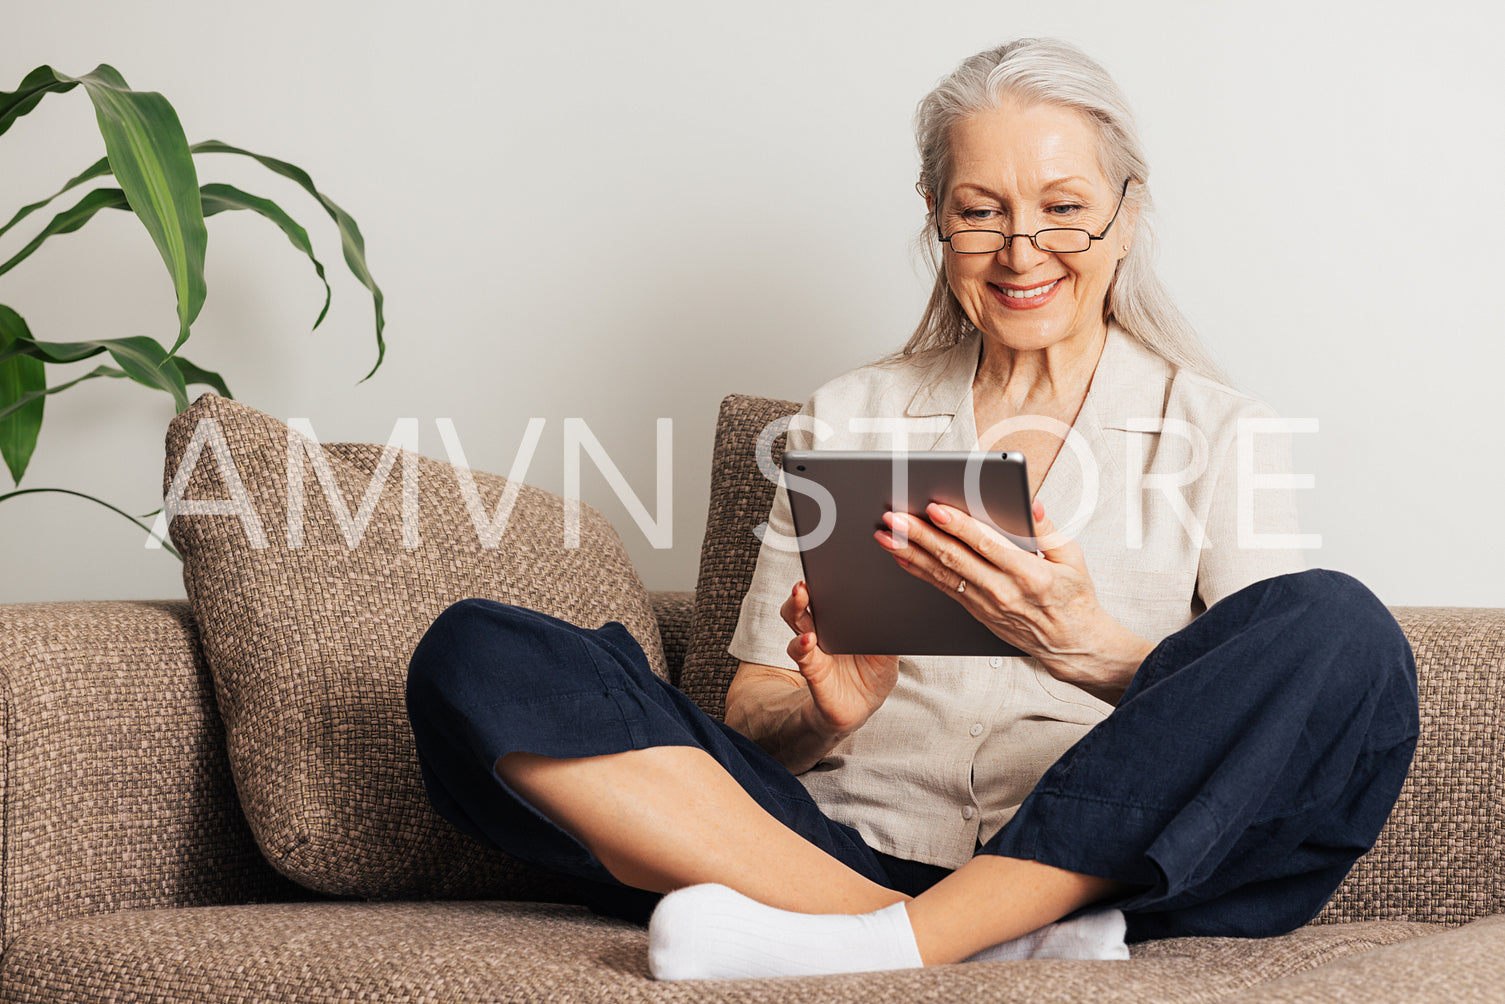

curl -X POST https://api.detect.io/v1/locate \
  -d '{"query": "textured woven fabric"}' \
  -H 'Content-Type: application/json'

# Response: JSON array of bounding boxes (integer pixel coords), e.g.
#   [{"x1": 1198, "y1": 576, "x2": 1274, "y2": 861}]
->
[
  {"x1": 679, "y1": 394, "x2": 799, "y2": 720},
  {"x1": 162, "y1": 393, "x2": 665, "y2": 899},
  {"x1": 0, "y1": 601, "x2": 304, "y2": 947},
  {"x1": 1317, "y1": 606, "x2": 1505, "y2": 925},
  {"x1": 1219, "y1": 914, "x2": 1505, "y2": 1003},
  {"x1": 650, "y1": 590, "x2": 696, "y2": 689},
  {"x1": 0, "y1": 901, "x2": 1441, "y2": 1004}
]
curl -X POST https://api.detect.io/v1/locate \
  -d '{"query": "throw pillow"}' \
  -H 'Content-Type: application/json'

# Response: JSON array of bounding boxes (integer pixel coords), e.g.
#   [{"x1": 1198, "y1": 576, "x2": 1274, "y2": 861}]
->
[{"x1": 163, "y1": 393, "x2": 665, "y2": 899}]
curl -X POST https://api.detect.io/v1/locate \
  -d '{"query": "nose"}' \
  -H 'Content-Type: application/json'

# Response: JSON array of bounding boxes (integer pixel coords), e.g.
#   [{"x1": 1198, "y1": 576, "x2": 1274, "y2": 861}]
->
[{"x1": 996, "y1": 232, "x2": 1048, "y2": 272}]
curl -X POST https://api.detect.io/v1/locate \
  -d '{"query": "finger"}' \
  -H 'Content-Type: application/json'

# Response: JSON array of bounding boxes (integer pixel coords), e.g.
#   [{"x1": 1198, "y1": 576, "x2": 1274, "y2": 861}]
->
[
  {"x1": 792, "y1": 581, "x2": 816, "y2": 634},
  {"x1": 778, "y1": 581, "x2": 804, "y2": 632},
  {"x1": 874, "y1": 511, "x2": 945, "y2": 566},
  {"x1": 878, "y1": 515, "x2": 973, "y2": 597},
  {"x1": 786, "y1": 628, "x2": 820, "y2": 669},
  {"x1": 778, "y1": 581, "x2": 818, "y2": 636},
  {"x1": 922, "y1": 502, "x2": 1038, "y2": 575}
]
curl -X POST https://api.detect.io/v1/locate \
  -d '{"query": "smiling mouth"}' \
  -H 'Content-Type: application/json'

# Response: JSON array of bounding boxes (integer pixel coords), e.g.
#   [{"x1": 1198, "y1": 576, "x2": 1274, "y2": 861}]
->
[{"x1": 994, "y1": 278, "x2": 1062, "y2": 300}]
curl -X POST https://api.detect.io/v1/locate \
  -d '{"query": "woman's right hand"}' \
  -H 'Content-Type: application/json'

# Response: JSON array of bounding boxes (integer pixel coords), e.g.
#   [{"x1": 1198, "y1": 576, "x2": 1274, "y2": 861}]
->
[{"x1": 780, "y1": 580, "x2": 900, "y2": 739}]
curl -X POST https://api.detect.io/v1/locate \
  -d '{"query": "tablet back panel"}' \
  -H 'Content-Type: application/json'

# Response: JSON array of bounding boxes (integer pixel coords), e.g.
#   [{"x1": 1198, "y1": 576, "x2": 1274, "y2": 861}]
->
[{"x1": 780, "y1": 451, "x2": 1034, "y2": 656}]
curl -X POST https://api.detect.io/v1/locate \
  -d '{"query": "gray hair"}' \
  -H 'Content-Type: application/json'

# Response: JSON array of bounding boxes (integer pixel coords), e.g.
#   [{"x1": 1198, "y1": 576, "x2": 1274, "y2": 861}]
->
[{"x1": 900, "y1": 37, "x2": 1229, "y2": 384}]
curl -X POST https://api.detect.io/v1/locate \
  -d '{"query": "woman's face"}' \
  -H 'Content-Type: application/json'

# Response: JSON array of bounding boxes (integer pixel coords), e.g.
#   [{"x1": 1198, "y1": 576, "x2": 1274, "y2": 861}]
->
[{"x1": 937, "y1": 98, "x2": 1133, "y2": 357}]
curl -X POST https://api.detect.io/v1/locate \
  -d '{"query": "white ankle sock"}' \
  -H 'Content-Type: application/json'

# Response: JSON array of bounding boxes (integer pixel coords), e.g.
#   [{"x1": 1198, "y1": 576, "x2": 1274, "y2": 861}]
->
[
  {"x1": 648, "y1": 883, "x2": 924, "y2": 980},
  {"x1": 963, "y1": 908, "x2": 1130, "y2": 963}
]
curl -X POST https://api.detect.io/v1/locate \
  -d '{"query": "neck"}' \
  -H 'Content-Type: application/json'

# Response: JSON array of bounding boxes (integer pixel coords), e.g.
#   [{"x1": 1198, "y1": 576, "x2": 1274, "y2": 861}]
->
[{"x1": 972, "y1": 324, "x2": 1109, "y2": 411}]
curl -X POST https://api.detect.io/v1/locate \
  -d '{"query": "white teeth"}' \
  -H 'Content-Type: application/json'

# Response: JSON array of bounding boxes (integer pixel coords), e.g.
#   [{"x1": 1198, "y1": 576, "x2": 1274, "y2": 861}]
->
[{"x1": 1001, "y1": 279, "x2": 1060, "y2": 299}]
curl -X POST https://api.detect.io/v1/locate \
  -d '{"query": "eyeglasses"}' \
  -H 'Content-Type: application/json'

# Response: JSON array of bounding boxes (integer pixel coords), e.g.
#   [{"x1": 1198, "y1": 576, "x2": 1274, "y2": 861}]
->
[{"x1": 938, "y1": 178, "x2": 1130, "y2": 255}]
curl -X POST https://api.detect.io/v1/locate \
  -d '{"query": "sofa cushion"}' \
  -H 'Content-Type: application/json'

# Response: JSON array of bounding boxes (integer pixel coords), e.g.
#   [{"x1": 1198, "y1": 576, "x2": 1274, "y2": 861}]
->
[
  {"x1": 0, "y1": 902, "x2": 1448, "y2": 1004},
  {"x1": 679, "y1": 394, "x2": 800, "y2": 720},
  {"x1": 162, "y1": 394, "x2": 665, "y2": 899},
  {"x1": 1217, "y1": 913, "x2": 1505, "y2": 1003}
]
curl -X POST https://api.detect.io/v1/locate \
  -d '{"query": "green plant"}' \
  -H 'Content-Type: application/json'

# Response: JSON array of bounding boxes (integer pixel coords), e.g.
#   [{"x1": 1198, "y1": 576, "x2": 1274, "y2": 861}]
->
[{"x1": 0, "y1": 65, "x2": 385, "y2": 554}]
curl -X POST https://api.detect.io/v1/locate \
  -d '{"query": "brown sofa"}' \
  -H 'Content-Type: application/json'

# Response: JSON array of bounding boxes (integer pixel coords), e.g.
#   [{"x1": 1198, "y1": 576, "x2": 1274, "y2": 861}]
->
[{"x1": 0, "y1": 393, "x2": 1502, "y2": 1003}]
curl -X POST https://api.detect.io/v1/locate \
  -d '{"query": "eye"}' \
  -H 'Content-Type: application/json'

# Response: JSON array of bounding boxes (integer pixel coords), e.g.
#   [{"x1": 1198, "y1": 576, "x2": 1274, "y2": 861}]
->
[
  {"x1": 960, "y1": 207, "x2": 1000, "y2": 224},
  {"x1": 1046, "y1": 203, "x2": 1084, "y2": 217}
]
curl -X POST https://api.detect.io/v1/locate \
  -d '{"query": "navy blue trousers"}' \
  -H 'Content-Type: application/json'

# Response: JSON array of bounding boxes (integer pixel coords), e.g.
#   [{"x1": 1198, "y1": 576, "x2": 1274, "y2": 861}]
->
[{"x1": 406, "y1": 569, "x2": 1417, "y2": 942}]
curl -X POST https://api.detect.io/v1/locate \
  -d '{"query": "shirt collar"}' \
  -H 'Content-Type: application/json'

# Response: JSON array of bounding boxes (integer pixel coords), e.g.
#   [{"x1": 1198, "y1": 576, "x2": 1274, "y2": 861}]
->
[
  {"x1": 891, "y1": 325, "x2": 1175, "y2": 513},
  {"x1": 1085, "y1": 324, "x2": 1175, "y2": 433},
  {"x1": 903, "y1": 333, "x2": 983, "y2": 420},
  {"x1": 899, "y1": 324, "x2": 1171, "y2": 429}
]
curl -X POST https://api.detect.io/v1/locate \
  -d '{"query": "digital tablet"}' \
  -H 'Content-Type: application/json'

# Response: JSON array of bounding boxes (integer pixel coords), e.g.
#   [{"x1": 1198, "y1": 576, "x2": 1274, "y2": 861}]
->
[{"x1": 779, "y1": 450, "x2": 1037, "y2": 656}]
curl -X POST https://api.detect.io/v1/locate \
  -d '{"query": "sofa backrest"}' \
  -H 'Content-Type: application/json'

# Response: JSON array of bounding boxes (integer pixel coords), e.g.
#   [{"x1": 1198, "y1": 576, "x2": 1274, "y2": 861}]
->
[
  {"x1": 683, "y1": 392, "x2": 1505, "y2": 925},
  {"x1": 679, "y1": 394, "x2": 799, "y2": 720}
]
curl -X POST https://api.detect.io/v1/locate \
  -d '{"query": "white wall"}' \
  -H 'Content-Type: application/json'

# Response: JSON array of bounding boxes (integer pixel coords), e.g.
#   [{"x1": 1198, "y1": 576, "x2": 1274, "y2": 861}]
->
[{"x1": 2, "y1": 0, "x2": 1501, "y2": 607}]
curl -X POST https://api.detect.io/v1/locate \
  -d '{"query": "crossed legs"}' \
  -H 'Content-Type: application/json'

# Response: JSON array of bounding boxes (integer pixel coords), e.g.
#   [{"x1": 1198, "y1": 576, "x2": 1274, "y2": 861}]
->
[
  {"x1": 497, "y1": 745, "x2": 1122, "y2": 966},
  {"x1": 416, "y1": 571, "x2": 1416, "y2": 975}
]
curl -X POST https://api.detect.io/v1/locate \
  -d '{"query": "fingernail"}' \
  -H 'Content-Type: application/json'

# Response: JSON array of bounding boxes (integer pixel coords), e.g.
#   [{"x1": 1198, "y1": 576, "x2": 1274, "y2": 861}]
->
[
  {"x1": 928, "y1": 503, "x2": 951, "y2": 524},
  {"x1": 895, "y1": 555, "x2": 911, "y2": 569}
]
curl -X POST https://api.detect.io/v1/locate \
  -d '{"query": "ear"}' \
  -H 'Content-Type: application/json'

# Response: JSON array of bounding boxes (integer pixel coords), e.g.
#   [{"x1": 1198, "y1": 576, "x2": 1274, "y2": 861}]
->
[
  {"x1": 917, "y1": 182, "x2": 935, "y2": 214},
  {"x1": 1115, "y1": 181, "x2": 1142, "y2": 261}
]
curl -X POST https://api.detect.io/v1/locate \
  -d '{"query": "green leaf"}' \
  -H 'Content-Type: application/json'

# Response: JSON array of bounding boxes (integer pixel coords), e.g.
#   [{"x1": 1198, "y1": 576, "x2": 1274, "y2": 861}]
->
[
  {"x1": 0, "y1": 187, "x2": 131, "y2": 278},
  {"x1": 0, "y1": 486, "x2": 180, "y2": 560},
  {"x1": 0, "y1": 336, "x2": 108, "y2": 366},
  {"x1": 1, "y1": 182, "x2": 332, "y2": 338},
  {"x1": 68, "y1": 65, "x2": 208, "y2": 354},
  {"x1": 0, "y1": 358, "x2": 222, "y2": 422},
  {"x1": 170, "y1": 355, "x2": 232, "y2": 398},
  {"x1": 194, "y1": 139, "x2": 385, "y2": 379},
  {"x1": 199, "y1": 182, "x2": 331, "y2": 329},
  {"x1": 0, "y1": 154, "x2": 112, "y2": 244},
  {"x1": 0, "y1": 65, "x2": 81, "y2": 137},
  {"x1": 0, "y1": 365, "x2": 126, "y2": 424},
  {"x1": 0, "y1": 354, "x2": 223, "y2": 422},
  {"x1": 0, "y1": 320, "x2": 187, "y2": 412},
  {"x1": 101, "y1": 335, "x2": 189, "y2": 410},
  {"x1": 0, "y1": 306, "x2": 46, "y2": 484},
  {"x1": 0, "y1": 179, "x2": 332, "y2": 335}
]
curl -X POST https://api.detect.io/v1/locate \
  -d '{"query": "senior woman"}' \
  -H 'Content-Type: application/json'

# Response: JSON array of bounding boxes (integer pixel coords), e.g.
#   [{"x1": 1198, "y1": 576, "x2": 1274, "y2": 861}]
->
[{"x1": 405, "y1": 38, "x2": 1417, "y2": 980}]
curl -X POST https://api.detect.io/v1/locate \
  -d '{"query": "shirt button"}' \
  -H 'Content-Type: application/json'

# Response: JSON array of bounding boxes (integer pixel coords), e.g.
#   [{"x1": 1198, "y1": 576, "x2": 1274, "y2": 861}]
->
[
  {"x1": 989, "y1": 656, "x2": 1003, "y2": 668},
  {"x1": 969, "y1": 723, "x2": 984, "y2": 737},
  {"x1": 962, "y1": 806, "x2": 976, "y2": 820}
]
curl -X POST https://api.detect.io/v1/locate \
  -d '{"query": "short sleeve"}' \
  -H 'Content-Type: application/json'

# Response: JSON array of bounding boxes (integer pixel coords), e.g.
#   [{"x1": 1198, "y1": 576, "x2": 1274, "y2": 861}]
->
[{"x1": 1196, "y1": 401, "x2": 1309, "y2": 608}]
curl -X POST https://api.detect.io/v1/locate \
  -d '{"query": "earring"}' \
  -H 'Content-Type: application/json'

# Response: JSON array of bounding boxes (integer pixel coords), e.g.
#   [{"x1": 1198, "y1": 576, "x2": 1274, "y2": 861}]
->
[{"x1": 1122, "y1": 244, "x2": 1129, "y2": 252}]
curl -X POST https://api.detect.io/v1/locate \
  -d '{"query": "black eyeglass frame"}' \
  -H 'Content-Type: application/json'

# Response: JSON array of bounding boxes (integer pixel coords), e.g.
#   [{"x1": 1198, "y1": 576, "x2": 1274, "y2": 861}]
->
[{"x1": 936, "y1": 178, "x2": 1131, "y2": 255}]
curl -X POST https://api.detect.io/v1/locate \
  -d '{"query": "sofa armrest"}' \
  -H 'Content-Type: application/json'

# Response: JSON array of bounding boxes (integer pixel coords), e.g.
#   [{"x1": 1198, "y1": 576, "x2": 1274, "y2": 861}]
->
[
  {"x1": 1319, "y1": 606, "x2": 1505, "y2": 925},
  {"x1": 650, "y1": 590, "x2": 696, "y2": 689},
  {"x1": 0, "y1": 601, "x2": 303, "y2": 948}
]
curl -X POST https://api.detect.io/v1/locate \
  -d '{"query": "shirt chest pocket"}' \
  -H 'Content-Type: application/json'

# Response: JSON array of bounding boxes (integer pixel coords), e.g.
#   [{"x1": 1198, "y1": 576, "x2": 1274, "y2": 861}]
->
[{"x1": 1022, "y1": 663, "x2": 1114, "y2": 727}]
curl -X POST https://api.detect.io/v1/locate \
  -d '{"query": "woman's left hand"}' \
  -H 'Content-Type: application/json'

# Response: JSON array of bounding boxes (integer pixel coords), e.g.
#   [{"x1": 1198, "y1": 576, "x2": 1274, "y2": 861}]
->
[{"x1": 876, "y1": 500, "x2": 1155, "y2": 703}]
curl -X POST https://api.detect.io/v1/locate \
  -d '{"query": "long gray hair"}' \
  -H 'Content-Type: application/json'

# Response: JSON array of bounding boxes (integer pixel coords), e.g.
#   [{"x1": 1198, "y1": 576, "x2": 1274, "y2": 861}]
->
[{"x1": 901, "y1": 38, "x2": 1228, "y2": 384}]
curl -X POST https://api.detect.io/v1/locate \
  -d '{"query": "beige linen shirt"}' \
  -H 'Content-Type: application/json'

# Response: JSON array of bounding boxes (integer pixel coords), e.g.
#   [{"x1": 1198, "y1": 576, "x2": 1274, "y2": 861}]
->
[{"x1": 727, "y1": 325, "x2": 1308, "y2": 869}]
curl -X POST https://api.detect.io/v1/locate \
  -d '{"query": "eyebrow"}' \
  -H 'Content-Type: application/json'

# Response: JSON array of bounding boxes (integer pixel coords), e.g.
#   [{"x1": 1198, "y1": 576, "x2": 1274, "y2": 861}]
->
[{"x1": 949, "y1": 177, "x2": 1098, "y2": 200}]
